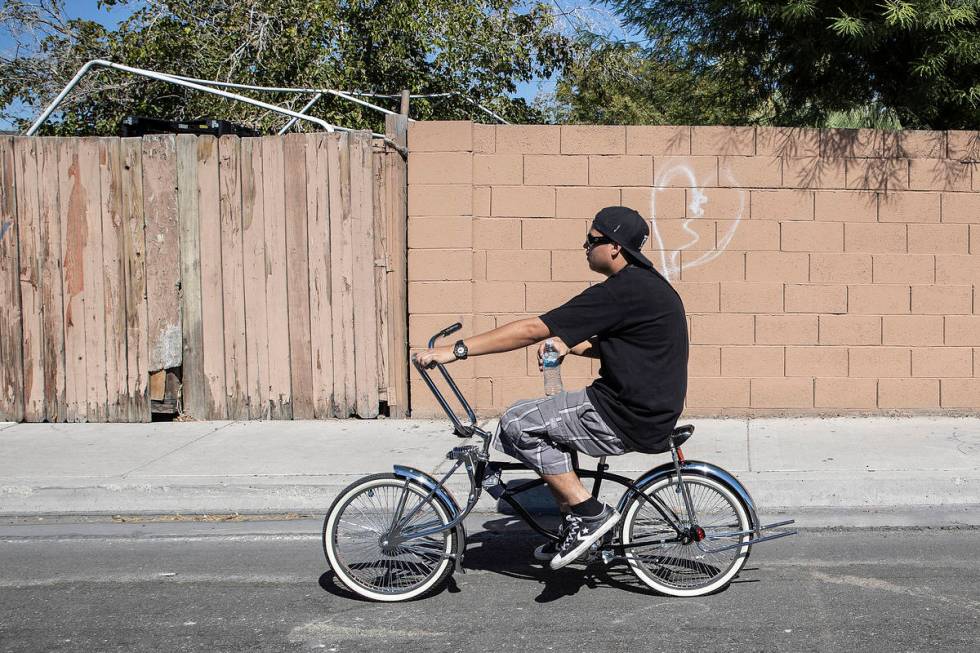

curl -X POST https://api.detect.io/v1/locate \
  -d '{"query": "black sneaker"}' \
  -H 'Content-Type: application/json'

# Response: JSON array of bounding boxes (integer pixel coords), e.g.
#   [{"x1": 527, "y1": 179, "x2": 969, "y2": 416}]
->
[
  {"x1": 549, "y1": 505, "x2": 620, "y2": 570},
  {"x1": 533, "y1": 514, "x2": 569, "y2": 561}
]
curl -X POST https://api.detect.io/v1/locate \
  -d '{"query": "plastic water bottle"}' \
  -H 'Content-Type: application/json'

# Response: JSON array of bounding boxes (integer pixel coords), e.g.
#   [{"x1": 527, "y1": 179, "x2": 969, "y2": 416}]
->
[{"x1": 542, "y1": 339, "x2": 563, "y2": 396}]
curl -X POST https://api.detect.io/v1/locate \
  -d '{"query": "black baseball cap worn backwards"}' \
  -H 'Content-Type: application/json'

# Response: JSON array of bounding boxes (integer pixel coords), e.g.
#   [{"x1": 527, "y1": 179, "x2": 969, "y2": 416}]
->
[{"x1": 591, "y1": 206, "x2": 654, "y2": 269}]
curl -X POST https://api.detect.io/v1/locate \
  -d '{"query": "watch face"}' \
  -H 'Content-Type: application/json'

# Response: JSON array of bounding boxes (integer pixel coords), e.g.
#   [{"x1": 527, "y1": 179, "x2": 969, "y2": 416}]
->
[{"x1": 454, "y1": 342, "x2": 467, "y2": 358}]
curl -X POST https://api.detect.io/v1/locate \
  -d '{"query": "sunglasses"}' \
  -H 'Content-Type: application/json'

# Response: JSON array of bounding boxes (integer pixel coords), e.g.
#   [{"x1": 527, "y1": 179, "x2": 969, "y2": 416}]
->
[{"x1": 583, "y1": 234, "x2": 615, "y2": 250}]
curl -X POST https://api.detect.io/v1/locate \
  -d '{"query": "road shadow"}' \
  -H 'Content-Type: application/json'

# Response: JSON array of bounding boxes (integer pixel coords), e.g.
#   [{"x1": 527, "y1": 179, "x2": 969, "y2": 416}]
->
[{"x1": 460, "y1": 516, "x2": 738, "y2": 603}]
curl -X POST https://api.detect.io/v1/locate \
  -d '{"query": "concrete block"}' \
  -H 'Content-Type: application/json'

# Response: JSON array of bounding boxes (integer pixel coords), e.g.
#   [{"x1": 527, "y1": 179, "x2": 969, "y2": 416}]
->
[
  {"x1": 751, "y1": 189, "x2": 814, "y2": 220},
  {"x1": 755, "y1": 314, "x2": 819, "y2": 345},
  {"x1": 847, "y1": 284, "x2": 910, "y2": 314},
  {"x1": 757, "y1": 127, "x2": 821, "y2": 158},
  {"x1": 745, "y1": 252, "x2": 809, "y2": 283},
  {"x1": 719, "y1": 156, "x2": 781, "y2": 187},
  {"x1": 786, "y1": 346, "x2": 848, "y2": 377},
  {"x1": 495, "y1": 125, "x2": 560, "y2": 154},
  {"x1": 473, "y1": 154, "x2": 523, "y2": 185},
  {"x1": 750, "y1": 377, "x2": 814, "y2": 408},
  {"x1": 561, "y1": 125, "x2": 626, "y2": 154},
  {"x1": 691, "y1": 126, "x2": 755, "y2": 156},
  {"x1": 810, "y1": 253, "x2": 872, "y2": 284},
  {"x1": 491, "y1": 186, "x2": 555, "y2": 217},
  {"x1": 524, "y1": 155, "x2": 588, "y2": 186},
  {"x1": 626, "y1": 126, "x2": 690, "y2": 155},
  {"x1": 783, "y1": 157, "x2": 846, "y2": 189},
  {"x1": 882, "y1": 315, "x2": 944, "y2": 346},
  {"x1": 848, "y1": 346, "x2": 910, "y2": 377},
  {"x1": 872, "y1": 254, "x2": 935, "y2": 284},
  {"x1": 408, "y1": 120, "x2": 472, "y2": 152},
  {"x1": 784, "y1": 284, "x2": 847, "y2": 314},
  {"x1": 878, "y1": 191, "x2": 941, "y2": 223},
  {"x1": 781, "y1": 222, "x2": 844, "y2": 252},
  {"x1": 818, "y1": 315, "x2": 882, "y2": 345},
  {"x1": 814, "y1": 190, "x2": 877, "y2": 222},
  {"x1": 844, "y1": 223, "x2": 908, "y2": 253}
]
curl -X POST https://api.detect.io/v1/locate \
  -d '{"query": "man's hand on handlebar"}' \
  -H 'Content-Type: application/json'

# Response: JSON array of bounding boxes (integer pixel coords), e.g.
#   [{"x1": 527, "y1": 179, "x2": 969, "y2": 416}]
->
[{"x1": 413, "y1": 346, "x2": 457, "y2": 369}]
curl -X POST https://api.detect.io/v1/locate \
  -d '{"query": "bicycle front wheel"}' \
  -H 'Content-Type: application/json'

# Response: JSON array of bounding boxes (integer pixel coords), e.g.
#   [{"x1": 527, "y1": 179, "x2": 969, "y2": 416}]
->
[
  {"x1": 323, "y1": 473, "x2": 458, "y2": 602},
  {"x1": 621, "y1": 473, "x2": 751, "y2": 597}
]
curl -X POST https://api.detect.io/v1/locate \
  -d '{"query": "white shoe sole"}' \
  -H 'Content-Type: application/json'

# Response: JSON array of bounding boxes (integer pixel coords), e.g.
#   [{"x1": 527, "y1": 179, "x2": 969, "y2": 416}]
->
[{"x1": 549, "y1": 511, "x2": 621, "y2": 570}]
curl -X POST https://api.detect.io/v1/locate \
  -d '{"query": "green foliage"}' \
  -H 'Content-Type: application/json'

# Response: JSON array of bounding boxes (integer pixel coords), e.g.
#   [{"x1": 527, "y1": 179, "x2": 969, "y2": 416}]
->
[
  {"x1": 537, "y1": 34, "x2": 763, "y2": 125},
  {"x1": 582, "y1": 0, "x2": 980, "y2": 129},
  {"x1": 825, "y1": 104, "x2": 904, "y2": 130},
  {"x1": 1, "y1": 0, "x2": 574, "y2": 135}
]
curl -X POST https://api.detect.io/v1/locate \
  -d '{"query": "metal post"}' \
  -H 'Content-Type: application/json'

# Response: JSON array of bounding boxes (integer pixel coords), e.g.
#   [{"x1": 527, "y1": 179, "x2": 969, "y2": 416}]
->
[{"x1": 400, "y1": 90, "x2": 410, "y2": 118}]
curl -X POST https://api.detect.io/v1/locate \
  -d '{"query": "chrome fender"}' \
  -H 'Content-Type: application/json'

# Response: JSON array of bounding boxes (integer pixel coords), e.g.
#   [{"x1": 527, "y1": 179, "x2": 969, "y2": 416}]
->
[
  {"x1": 392, "y1": 465, "x2": 468, "y2": 567},
  {"x1": 616, "y1": 460, "x2": 761, "y2": 531}
]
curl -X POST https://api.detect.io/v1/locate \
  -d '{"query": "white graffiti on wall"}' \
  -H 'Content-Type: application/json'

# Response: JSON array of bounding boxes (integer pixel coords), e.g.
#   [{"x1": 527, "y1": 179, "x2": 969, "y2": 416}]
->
[{"x1": 648, "y1": 163, "x2": 745, "y2": 282}]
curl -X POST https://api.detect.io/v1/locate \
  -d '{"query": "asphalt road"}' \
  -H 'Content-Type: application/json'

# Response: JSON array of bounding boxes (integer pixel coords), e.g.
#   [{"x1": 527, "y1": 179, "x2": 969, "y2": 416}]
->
[{"x1": 0, "y1": 517, "x2": 977, "y2": 652}]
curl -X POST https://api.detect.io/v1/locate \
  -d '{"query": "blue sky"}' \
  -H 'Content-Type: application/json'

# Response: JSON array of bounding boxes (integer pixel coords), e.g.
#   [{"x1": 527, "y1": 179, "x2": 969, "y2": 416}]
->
[{"x1": 1, "y1": 1, "x2": 630, "y2": 131}]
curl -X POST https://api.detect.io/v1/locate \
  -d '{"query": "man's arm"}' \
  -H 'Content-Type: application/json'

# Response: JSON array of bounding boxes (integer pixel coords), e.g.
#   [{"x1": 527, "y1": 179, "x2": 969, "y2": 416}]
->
[
  {"x1": 413, "y1": 317, "x2": 555, "y2": 368},
  {"x1": 569, "y1": 337, "x2": 600, "y2": 358},
  {"x1": 465, "y1": 317, "x2": 552, "y2": 356}
]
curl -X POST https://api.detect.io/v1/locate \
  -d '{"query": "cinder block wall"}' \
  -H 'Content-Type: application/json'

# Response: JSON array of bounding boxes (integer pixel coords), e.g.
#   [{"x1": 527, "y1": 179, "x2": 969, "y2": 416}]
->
[{"x1": 406, "y1": 121, "x2": 980, "y2": 418}]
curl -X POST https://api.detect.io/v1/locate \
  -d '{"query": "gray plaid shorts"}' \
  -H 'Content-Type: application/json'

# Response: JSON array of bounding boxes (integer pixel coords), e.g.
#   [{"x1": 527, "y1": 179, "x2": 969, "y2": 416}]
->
[{"x1": 492, "y1": 387, "x2": 628, "y2": 475}]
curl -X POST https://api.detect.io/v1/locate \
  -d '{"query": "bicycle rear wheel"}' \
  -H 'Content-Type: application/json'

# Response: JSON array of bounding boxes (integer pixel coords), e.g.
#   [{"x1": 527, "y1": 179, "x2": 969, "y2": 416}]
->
[
  {"x1": 621, "y1": 473, "x2": 751, "y2": 597},
  {"x1": 323, "y1": 473, "x2": 458, "y2": 602}
]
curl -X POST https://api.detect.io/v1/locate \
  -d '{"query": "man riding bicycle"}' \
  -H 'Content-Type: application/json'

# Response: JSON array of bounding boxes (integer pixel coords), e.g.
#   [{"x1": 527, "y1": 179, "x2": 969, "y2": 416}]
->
[{"x1": 415, "y1": 206, "x2": 688, "y2": 570}]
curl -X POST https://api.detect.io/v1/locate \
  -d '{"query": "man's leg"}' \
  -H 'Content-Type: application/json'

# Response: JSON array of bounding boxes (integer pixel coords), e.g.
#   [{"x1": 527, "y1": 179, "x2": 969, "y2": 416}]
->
[
  {"x1": 493, "y1": 390, "x2": 625, "y2": 569},
  {"x1": 540, "y1": 471, "x2": 591, "y2": 508}
]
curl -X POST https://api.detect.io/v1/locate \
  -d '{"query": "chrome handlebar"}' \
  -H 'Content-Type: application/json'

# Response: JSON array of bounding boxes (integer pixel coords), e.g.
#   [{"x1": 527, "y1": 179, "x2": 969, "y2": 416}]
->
[{"x1": 412, "y1": 322, "x2": 479, "y2": 437}]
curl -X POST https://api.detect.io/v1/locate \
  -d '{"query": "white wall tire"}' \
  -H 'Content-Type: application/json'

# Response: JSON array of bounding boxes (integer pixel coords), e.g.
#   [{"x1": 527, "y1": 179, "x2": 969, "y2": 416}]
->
[
  {"x1": 621, "y1": 474, "x2": 751, "y2": 597},
  {"x1": 323, "y1": 474, "x2": 457, "y2": 602}
]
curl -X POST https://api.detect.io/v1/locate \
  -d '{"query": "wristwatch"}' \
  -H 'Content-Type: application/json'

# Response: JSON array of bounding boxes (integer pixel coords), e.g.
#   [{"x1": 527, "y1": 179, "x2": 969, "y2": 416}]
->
[{"x1": 452, "y1": 340, "x2": 469, "y2": 360}]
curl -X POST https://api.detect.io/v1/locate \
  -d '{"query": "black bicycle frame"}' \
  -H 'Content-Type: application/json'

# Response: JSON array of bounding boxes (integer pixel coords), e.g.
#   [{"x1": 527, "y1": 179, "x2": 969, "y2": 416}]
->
[
  {"x1": 409, "y1": 323, "x2": 693, "y2": 551},
  {"x1": 488, "y1": 461, "x2": 687, "y2": 550}
]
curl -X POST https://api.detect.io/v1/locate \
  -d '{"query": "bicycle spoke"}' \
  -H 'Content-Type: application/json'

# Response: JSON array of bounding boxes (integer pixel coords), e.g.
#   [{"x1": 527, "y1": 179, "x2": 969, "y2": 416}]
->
[
  {"x1": 627, "y1": 477, "x2": 747, "y2": 592},
  {"x1": 330, "y1": 479, "x2": 451, "y2": 596}
]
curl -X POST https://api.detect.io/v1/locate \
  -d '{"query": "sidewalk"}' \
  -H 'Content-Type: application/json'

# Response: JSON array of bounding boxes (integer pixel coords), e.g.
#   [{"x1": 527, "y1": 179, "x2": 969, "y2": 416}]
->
[{"x1": 1, "y1": 417, "x2": 978, "y2": 526}]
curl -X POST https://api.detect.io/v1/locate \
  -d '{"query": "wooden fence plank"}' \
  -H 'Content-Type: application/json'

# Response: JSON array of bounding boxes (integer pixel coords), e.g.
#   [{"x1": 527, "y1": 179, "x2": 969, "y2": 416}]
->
[
  {"x1": 261, "y1": 136, "x2": 292, "y2": 419},
  {"x1": 384, "y1": 115, "x2": 409, "y2": 417},
  {"x1": 121, "y1": 138, "x2": 150, "y2": 422},
  {"x1": 141, "y1": 135, "x2": 181, "y2": 373},
  {"x1": 241, "y1": 138, "x2": 270, "y2": 419},
  {"x1": 0, "y1": 137, "x2": 24, "y2": 422},
  {"x1": 196, "y1": 136, "x2": 226, "y2": 419},
  {"x1": 80, "y1": 138, "x2": 108, "y2": 422},
  {"x1": 99, "y1": 138, "x2": 128, "y2": 421},
  {"x1": 218, "y1": 135, "x2": 248, "y2": 419},
  {"x1": 176, "y1": 134, "x2": 206, "y2": 418},
  {"x1": 58, "y1": 138, "x2": 86, "y2": 422},
  {"x1": 283, "y1": 134, "x2": 313, "y2": 419},
  {"x1": 328, "y1": 133, "x2": 354, "y2": 417},
  {"x1": 306, "y1": 132, "x2": 334, "y2": 419},
  {"x1": 350, "y1": 133, "x2": 379, "y2": 417},
  {"x1": 37, "y1": 138, "x2": 66, "y2": 423},
  {"x1": 13, "y1": 138, "x2": 44, "y2": 421},
  {"x1": 372, "y1": 141, "x2": 390, "y2": 408}
]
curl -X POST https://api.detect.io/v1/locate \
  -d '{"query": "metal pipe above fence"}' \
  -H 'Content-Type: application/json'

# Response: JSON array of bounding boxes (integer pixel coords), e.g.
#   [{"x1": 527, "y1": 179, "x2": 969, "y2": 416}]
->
[
  {"x1": 24, "y1": 60, "x2": 410, "y2": 156},
  {"x1": 26, "y1": 60, "x2": 340, "y2": 136}
]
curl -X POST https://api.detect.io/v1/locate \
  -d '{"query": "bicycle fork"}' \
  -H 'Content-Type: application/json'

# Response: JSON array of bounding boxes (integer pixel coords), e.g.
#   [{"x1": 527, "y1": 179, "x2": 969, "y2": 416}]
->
[{"x1": 670, "y1": 441, "x2": 706, "y2": 543}]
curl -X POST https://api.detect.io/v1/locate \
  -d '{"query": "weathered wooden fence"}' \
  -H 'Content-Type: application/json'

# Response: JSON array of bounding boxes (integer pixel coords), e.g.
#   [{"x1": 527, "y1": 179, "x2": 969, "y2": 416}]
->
[{"x1": 0, "y1": 130, "x2": 408, "y2": 423}]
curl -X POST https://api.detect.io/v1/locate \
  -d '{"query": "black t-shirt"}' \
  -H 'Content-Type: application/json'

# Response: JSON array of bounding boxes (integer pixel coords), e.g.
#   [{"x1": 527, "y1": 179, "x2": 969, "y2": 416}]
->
[{"x1": 539, "y1": 265, "x2": 688, "y2": 453}]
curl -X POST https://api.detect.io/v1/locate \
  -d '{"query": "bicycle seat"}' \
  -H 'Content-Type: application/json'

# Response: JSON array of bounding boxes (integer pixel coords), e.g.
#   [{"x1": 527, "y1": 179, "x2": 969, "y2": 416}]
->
[{"x1": 670, "y1": 424, "x2": 695, "y2": 447}]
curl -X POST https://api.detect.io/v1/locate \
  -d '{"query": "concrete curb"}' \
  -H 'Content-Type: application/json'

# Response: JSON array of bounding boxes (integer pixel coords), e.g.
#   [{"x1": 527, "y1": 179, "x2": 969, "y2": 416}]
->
[{"x1": 1, "y1": 416, "x2": 978, "y2": 527}]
